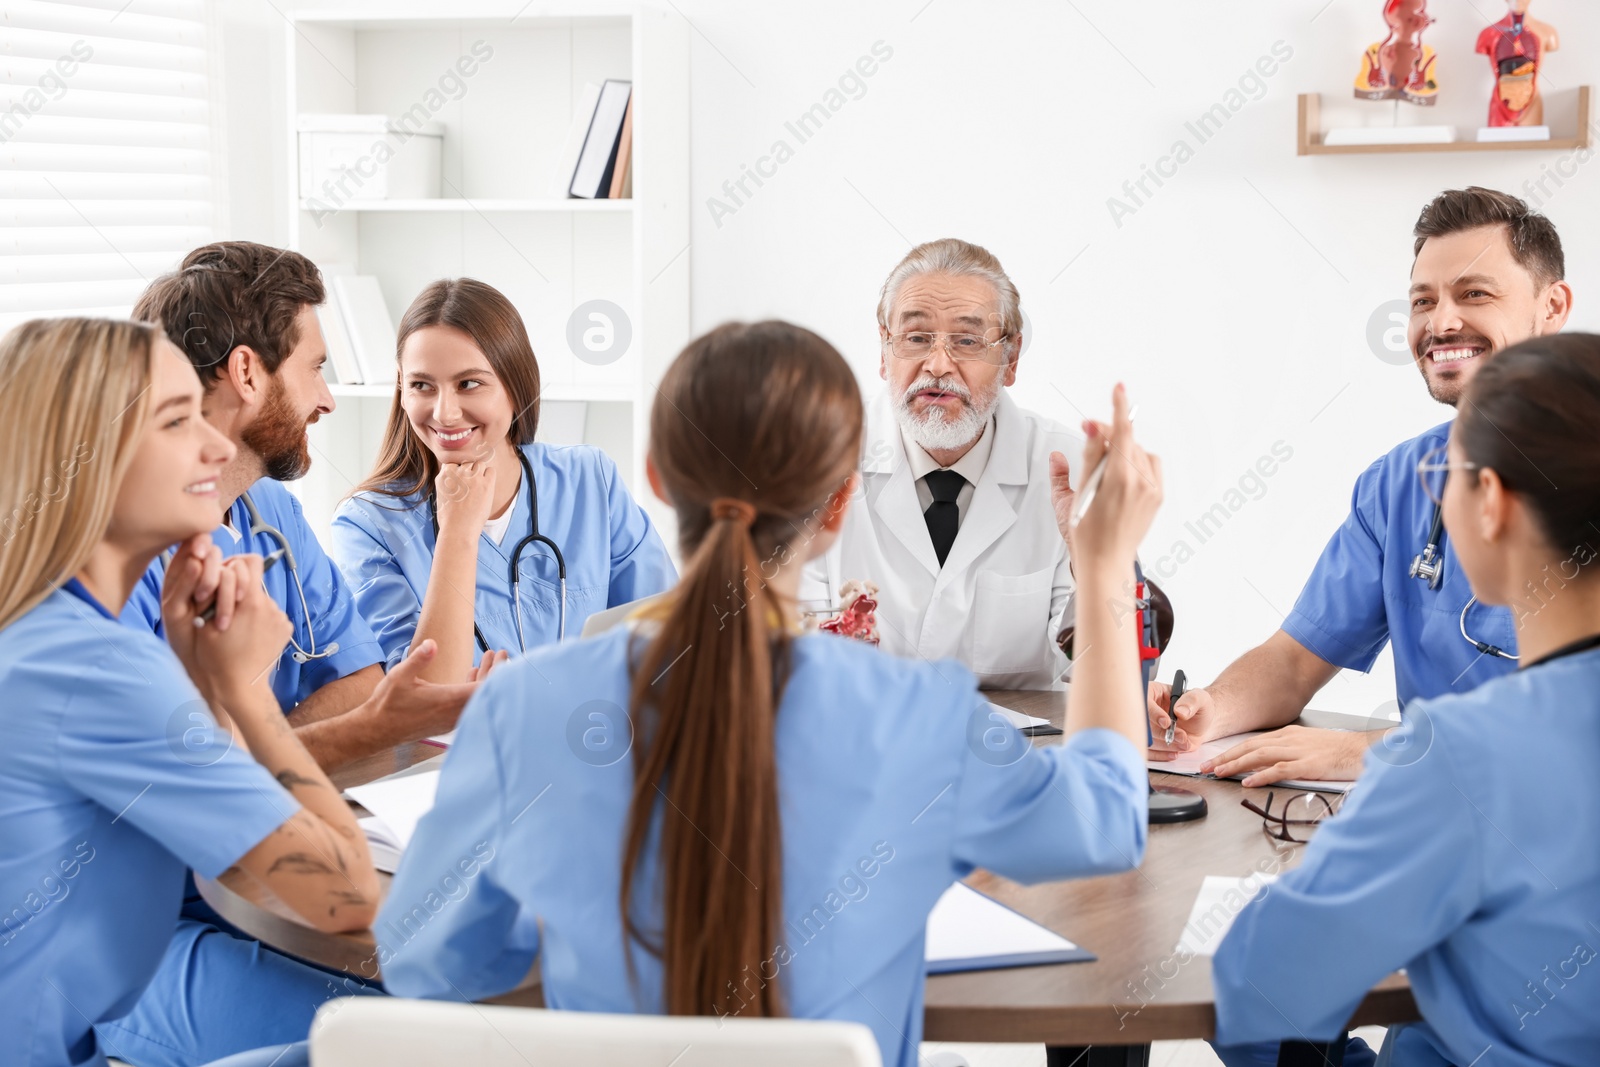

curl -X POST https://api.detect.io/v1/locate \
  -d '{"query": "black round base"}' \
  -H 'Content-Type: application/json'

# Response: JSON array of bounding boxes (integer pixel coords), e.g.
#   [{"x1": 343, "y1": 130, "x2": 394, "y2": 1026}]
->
[{"x1": 1149, "y1": 784, "x2": 1208, "y2": 824}]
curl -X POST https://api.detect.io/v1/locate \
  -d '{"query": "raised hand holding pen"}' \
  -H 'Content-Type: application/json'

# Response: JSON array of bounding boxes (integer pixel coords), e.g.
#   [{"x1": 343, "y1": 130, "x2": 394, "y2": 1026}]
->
[{"x1": 1061, "y1": 384, "x2": 1163, "y2": 753}]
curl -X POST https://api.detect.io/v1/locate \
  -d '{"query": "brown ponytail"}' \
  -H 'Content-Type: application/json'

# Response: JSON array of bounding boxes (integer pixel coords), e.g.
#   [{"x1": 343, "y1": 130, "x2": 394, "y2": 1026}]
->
[
  {"x1": 1458, "y1": 334, "x2": 1600, "y2": 561},
  {"x1": 621, "y1": 321, "x2": 863, "y2": 1019}
]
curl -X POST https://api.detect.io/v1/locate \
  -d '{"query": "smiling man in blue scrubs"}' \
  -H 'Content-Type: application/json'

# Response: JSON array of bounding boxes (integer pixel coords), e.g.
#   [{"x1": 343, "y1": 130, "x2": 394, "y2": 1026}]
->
[
  {"x1": 1150, "y1": 187, "x2": 1572, "y2": 787},
  {"x1": 118, "y1": 243, "x2": 385, "y2": 738},
  {"x1": 99, "y1": 243, "x2": 477, "y2": 1067}
]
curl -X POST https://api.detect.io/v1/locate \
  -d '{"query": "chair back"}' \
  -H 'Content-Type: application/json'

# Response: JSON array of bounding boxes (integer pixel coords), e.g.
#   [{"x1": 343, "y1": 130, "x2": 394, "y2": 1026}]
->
[{"x1": 309, "y1": 998, "x2": 884, "y2": 1067}]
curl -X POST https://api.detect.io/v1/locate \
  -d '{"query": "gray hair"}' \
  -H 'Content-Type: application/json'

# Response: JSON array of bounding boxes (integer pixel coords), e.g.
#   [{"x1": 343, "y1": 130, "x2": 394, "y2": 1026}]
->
[{"x1": 876, "y1": 238, "x2": 1022, "y2": 338}]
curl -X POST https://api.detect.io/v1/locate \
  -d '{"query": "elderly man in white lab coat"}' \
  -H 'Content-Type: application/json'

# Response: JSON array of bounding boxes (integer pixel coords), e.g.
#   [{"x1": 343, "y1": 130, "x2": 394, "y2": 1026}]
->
[{"x1": 801, "y1": 238, "x2": 1083, "y2": 690}]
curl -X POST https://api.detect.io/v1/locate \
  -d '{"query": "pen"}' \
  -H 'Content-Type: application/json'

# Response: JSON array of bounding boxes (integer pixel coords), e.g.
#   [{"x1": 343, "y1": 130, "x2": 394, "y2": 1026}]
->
[
  {"x1": 1069, "y1": 404, "x2": 1138, "y2": 529},
  {"x1": 1165, "y1": 668, "x2": 1186, "y2": 745},
  {"x1": 196, "y1": 549, "x2": 285, "y2": 624}
]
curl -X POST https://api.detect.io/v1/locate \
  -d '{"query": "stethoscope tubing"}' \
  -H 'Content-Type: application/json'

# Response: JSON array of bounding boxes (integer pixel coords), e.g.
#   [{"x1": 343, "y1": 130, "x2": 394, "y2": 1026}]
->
[
  {"x1": 429, "y1": 447, "x2": 567, "y2": 655},
  {"x1": 1413, "y1": 501, "x2": 1517, "y2": 661},
  {"x1": 241, "y1": 490, "x2": 338, "y2": 664}
]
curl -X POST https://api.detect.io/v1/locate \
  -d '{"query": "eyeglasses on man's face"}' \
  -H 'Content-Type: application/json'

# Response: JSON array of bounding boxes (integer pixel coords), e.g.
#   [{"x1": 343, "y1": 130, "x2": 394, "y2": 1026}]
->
[{"x1": 883, "y1": 330, "x2": 1014, "y2": 366}]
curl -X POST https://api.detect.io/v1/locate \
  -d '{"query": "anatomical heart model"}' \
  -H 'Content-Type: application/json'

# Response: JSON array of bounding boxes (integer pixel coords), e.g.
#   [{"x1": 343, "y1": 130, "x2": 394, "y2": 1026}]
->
[
  {"x1": 1477, "y1": 1, "x2": 1560, "y2": 127},
  {"x1": 1355, "y1": 0, "x2": 1439, "y2": 105}
]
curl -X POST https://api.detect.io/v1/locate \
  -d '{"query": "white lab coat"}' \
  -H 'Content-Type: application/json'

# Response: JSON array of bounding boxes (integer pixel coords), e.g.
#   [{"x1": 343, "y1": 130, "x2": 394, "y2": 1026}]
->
[{"x1": 801, "y1": 388, "x2": 1080, "y2": 690}]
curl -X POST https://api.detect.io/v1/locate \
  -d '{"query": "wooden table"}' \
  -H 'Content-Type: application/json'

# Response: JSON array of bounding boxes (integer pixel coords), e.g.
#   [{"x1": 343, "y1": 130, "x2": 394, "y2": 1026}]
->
[{"x1": 198, "y1": 692, "x2": 1418, "y2": 1054}]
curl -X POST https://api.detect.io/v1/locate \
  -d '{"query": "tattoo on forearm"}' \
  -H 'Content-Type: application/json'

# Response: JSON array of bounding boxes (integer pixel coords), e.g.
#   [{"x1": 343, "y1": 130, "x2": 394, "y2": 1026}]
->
[
  {"x1": 274, "y1": 768, "x2": 325, "y2": 791},
  {"x1": 266, "y1": 851, "x2": 340, "y2": 877},
  {"x1": 326, "y1": 888, "x2": 370, "y2": 916}
]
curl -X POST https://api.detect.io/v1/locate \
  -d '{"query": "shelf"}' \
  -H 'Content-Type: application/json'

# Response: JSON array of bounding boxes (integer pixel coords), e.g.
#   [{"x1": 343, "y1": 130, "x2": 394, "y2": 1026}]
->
[
  {"x1": 293, "y1": 10, "x2": 634, "y2": 31},
  {"x1": 1297, "y1": 87, "x2": 1592, "y2": 155},
  {"x1": 299, "y1": 198, "x2": 631, "y2": 213},
  {"x1": 328, "y1": 382, "x2": 636, "y2": 404}
]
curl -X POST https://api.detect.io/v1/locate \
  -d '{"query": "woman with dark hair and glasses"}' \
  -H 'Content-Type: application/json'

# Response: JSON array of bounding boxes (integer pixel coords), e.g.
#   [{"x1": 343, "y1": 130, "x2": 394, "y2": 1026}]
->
[{"x1": 1213, "y1": 333, "x2": 1600, "y2": 1065}]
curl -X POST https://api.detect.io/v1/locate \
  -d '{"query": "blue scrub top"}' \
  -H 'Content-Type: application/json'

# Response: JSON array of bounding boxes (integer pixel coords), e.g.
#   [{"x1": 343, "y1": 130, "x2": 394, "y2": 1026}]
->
[
  {"x1": 122, "y1": 479, "x2": 384, "y2": 712},
  {"x1": 1283, "y1": 420, "x2": 1517, "y2": 710},
  {"x1": 0, "y1": 581, "x2": 300, "y2": 1067},
  {"x1": 376, "y1": 627, "x2": 1149, "y2": 1067},
  {"x1": 330, "y1": 443, "x2": 677, "y2": 667},
  {"x1": 1213, "y1": 644, "x2": 1600, "y2": 1064}
]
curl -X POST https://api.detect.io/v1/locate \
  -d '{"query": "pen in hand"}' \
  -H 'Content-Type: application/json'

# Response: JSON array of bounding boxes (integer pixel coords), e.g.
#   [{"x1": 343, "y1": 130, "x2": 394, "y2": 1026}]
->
[
  {"x1": 195, "y1": 549, "x2": 285, "y2": 624},
  {"x1": 1165, "y1": 669, "x2": 1186, "y2": 746}
]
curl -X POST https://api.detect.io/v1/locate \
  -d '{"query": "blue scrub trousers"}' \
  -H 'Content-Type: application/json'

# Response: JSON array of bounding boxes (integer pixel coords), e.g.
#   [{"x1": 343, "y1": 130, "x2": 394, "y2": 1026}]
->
[
  {"x1": 95, "y1": 895, "x2": 383, "y2": 1067},
  {"x1": 1212, "y1": 1036, "x2": 1378, "y2": 1067}
]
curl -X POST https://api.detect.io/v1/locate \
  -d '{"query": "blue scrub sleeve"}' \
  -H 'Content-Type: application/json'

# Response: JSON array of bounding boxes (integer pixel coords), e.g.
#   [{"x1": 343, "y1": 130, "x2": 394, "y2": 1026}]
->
[
  {"x1": 332, "y1": 500, "x2": 427, "y2": 671},
  {"x1": 278, "y1": 491, "x2": 383, "y2": 687},
  {"x1": 54, "y1": 656, "x2": 300, "y2": 880},
  {"x1": 377, "y1": 681, "x2": 535, "y2": 1000},
  {"x1": 1281, "y1": 459, "x2": 1391, "y2": 671},
  {"x1": 1212, "y1": 712, "x2": 1480, "y2": 1045},
  {"x1": 119, "y1": 560, "x2": 167, "y2": 635},
  {"x1": 951, "y1": 697, "x2": 1148, "y2": 884},
  {"x1": 599, "y1": 452, "x2": 677, "y2": 607}
]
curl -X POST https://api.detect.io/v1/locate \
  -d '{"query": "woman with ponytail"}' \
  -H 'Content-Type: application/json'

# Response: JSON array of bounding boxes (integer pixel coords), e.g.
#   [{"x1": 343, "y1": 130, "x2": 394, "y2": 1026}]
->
[
  {"x1": 0, "y1": 320, "x2": 391, "y2": 1067},
  {"x1": 382, "y1": 321, "x2": 1159, "y2": 1067},
  {"x1": 1214, "y1": 334, "x2": 1600, "y2": 1064}
]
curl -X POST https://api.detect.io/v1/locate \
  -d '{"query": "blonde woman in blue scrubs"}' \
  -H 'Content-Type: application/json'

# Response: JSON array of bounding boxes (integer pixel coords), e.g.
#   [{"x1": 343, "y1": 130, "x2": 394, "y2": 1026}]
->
[
  {"x1": 1214, "y1": 335, "x2": 1600, "y2": 1064},
  {"x1": 378, "y1": 321, "x2": 1162, "y2": 1067},
  {"x1": 0, "y1": 320, "x2": 392, "y2": 1067}
]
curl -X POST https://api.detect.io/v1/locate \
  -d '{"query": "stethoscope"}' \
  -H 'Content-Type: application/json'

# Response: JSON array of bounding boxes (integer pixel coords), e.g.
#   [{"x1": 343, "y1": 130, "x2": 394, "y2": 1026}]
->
[
  {"x1": 428, "y1": 448, "x2": 567, "y2": 654},
  {"x1": 1411, "y1": 501, "x2": 1518, "y2": 661},
  {"x1": 240, "y1": 491, "x2": 340, "y2": 664},
  {"x1": 162, "y1": 490, "x2": 340, "y2": 664}
]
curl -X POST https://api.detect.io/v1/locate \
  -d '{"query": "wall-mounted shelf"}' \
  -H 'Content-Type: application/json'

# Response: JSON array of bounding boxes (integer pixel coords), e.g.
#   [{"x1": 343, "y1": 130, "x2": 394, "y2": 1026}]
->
[{"x1": 1297, "y1": 87, "x2": 1591, "y2": 155}]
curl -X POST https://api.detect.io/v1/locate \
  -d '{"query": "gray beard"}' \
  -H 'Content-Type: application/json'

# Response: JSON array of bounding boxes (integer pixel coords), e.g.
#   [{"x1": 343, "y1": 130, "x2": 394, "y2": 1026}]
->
[{"x1": 894, "y1": 379, "x2": 1002, "y2": 453}]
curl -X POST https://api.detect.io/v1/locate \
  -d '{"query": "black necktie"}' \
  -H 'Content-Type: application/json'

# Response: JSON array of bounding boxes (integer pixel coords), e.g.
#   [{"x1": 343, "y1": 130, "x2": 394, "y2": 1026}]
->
[{"x1": 923, "y1": 469, "x2": 965, "y2": 567}]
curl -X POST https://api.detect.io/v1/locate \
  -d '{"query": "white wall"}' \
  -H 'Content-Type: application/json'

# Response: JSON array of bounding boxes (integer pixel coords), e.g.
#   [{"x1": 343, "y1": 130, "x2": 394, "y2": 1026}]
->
[{"x1": 222, "y1": 0, "x2": 1600, "y2": 714}]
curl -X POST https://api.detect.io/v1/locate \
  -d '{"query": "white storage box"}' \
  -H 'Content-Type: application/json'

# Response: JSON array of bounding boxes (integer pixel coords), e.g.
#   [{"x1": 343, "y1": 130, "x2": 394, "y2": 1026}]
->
[{"x1": 298, "y1": 114, "x2": 444, "y2": 201}]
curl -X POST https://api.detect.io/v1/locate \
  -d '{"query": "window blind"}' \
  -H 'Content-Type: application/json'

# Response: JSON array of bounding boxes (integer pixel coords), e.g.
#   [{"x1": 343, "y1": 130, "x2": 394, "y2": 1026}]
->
[{"x1": 0, "y1": 0, "x2": 216, "y2": 335}]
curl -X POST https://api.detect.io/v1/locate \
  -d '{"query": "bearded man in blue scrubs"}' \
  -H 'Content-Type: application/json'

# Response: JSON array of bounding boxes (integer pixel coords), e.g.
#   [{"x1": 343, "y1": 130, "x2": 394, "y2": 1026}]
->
[
  {"x1": 99, "y1": 243, "x2": 476, "y2": 1067},
  {"x1": 1150, "y1": 187, "x2": 1572, "y2": 787}
]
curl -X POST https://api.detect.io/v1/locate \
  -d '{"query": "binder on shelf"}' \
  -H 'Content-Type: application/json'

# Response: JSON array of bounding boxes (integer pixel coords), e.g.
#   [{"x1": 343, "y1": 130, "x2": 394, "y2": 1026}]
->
[
  {"x1": 569, "y1": 79, "x2": 632, "y2": 199},
  {"x1": 551, "y1": 82, "x2": 602, "y2": 198},
  {"x1": 331, "y1": 276, "x2": 398, "y2": 387},
  {"x1": 606, "y1": 95, "x2": 634, "y2": 199},
  {"x1": 316, "y1": 300, "x2": 362, "y2": 385}
]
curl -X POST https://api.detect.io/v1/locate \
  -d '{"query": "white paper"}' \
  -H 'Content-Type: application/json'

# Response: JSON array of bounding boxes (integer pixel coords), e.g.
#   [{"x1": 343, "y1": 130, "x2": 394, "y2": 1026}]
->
[
  {"x1": 985, "y1": 702, "x2": 1052, "y2": 732},
  {"x1": 1174, "y1": 873, "x2": 1279, "y2": 957},
  {"x1": 345, "y1": 769, "x2": 441, "y2": 852},
  {"x1": 924, "y1": 883, "x2": 1079, "y2": 966},
  {"x1": 1148, "y1": 731, "x2": 1354, "y2": 794},
  {"x1": 358, "y1": 815, "x2": 404, "y2": 874}
]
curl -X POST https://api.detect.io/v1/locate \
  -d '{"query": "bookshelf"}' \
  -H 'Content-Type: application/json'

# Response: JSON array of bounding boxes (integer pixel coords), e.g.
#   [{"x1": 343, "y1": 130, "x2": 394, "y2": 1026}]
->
[{"x1": 283, "y1": 5, "x2": 690, "y2": 552}]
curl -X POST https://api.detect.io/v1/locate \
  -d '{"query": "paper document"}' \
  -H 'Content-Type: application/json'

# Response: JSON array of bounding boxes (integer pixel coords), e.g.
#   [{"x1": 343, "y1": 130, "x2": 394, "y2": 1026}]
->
[
  {"x1": 985, "y1": 702, "x2": 1061, "y2": 736},
  {"x1": 1174, "y1": 873, "x2": 1279, "y2": 957},
  {"x1": 925, "y1": 883, "x2": 1093, "y2": 974},
  {"x1": 345, "y1": 769, "x2": 441, "y2": 856},
  {"x1": 358, "y1": 815, "x2": 404, "y2": 874},
  {"x1": 1148, "y1": 731, "x2": 1353, "y2": 794}
]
